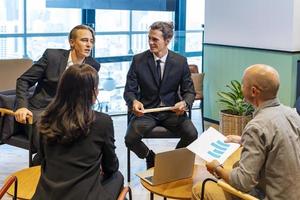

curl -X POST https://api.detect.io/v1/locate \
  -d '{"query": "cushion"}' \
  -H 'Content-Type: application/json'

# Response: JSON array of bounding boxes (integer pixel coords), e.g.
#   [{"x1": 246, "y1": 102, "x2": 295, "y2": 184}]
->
[
  {"x1": 191, "y1": 73, "x2": 204, "y2": 99},
  {"x1": 0, "y1": 93, "x2": 16, "y2": 141}
]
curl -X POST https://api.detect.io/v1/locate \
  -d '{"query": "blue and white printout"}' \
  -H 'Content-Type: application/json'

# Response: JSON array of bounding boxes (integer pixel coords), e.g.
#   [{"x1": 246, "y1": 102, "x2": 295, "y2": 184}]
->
[{"x1": 187, "y1": 127, "x2": 240, "y2": 164}]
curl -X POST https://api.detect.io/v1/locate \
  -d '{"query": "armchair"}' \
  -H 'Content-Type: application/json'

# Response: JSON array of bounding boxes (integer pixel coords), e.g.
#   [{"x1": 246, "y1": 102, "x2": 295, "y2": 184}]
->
[
  {"x1": 0, "y1": 175, "x2": 17, "y2": 200},
  {"x1": 5, "y1": 166, "x2": 131, "y2": 200},
  {"x1": 189, "y1": 64, "x2": 204, "y2": 131},
  {"x1": 200, "y1": 178, "x2": 258, "y2": 200},
  {"x1": 0, "y1": 58, "x2": 36, "y2": 166},
  {"x1": 0, "y1": 108, "x2": 35, "y2": 166}
]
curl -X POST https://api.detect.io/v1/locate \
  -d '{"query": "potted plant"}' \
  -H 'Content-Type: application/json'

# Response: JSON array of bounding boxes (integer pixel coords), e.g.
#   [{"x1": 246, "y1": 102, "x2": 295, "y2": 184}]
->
[{"x1": 217, "y1": 80, "x2": 254, "y2": 136}]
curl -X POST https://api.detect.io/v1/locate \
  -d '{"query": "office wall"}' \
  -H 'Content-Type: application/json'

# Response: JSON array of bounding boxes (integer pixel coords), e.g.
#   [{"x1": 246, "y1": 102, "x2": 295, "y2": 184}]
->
[
  {"x1": 204, "y1": 0, "x2": 300, "y2": 51},
  {"x1": 292, "y1": 0, "x2": 300, "y2": 50},
  {"x1": 203, "y1": 0, "x2": 300, "y2": 121},
  {"x1": 203, "y1": 45, "x2": 300, "y2": 121}
]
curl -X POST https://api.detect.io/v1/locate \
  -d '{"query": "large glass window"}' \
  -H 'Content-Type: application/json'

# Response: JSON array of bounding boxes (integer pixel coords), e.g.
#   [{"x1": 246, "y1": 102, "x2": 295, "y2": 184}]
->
[
  {"x1": 186, "y1": 0, "x2": 205, "y2": 30},
  {"x1": 95, "y1": 35, "x2": 129, "y2": 57},
  {"x1": 131, "y1": 11, "x2": 174, "y2": 31},
  {"x1": 96, "y1": 62, "x2": 130, "y2": 114},
  {"x1": 27, "y1": 36, "x2": 69, "y2": 60},
  {"x1": 0, "y1": 0, "x2": 24, "y2": 34},
  {"x1": 0, "y1": 38, "x2": 24, "y2": 58},
  {"x1": 1, "y1": 0, "x2": 205, "y2": 115},
  {"x1": 95, "y1": 10, "x2": 129, "y2": 32},
  {"x1": 27, "y1": 0, "x2": 81, "y2": 33}
]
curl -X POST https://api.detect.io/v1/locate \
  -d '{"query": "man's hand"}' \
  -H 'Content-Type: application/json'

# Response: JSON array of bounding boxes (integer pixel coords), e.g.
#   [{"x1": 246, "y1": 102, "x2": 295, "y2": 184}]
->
[
  {"x1": 172, "y1": 100, "x2": 187, "y2": 115},
  {"x1": 224, "y1": 135, "x2": 242, "y2": 144},
  {"x1": 132, "y1": 100, "x2": 144, "y2": 117},
  {"x1": 206, "y1": 160, "x2": 221, "y2": 175},
  {"x1": 15, "y1": 107, "x2": 33, "y2": 124}
]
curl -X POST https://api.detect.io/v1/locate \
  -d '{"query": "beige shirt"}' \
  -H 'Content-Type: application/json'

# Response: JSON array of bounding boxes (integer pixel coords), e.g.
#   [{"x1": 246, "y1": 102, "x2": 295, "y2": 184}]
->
[{"x1": 230, "y1": 98, "x2": 300, "y2": 200}]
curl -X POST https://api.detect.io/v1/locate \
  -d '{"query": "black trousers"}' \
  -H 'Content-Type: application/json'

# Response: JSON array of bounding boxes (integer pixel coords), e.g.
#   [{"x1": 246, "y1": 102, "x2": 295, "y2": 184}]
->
[{"x1": 125, "y1": 111, "x2": 198, "y2": 158}]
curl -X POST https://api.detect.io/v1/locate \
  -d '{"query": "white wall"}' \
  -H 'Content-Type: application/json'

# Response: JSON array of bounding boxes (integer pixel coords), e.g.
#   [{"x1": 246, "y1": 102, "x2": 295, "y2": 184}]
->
[
  {"x1": 204, "y1": 0, "x2": 300, "y2": 51},
  {"x1": 292, "y1": 0, "x2": 300, "y2": 50}
]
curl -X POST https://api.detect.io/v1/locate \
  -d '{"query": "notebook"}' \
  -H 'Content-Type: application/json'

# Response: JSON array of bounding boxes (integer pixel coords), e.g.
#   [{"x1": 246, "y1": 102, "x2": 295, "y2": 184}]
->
[{"x1": 136, "y1": 148, "x2": 195, "y2": 185}]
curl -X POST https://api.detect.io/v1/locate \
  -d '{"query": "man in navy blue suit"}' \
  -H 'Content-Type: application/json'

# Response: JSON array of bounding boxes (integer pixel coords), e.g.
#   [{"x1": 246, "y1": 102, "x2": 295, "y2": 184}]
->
[{"x1": 124, "y1": 21, "x2": 198, "y2": 168}]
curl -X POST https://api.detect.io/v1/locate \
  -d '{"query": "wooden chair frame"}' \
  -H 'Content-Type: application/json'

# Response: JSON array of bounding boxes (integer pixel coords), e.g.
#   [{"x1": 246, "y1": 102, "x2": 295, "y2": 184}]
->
[
  {"x1": 0, "y1": 175, "x2": 18, "y2": 200},
  {"x1": 201, "y1": 178, "x2": 258, "y2": 200}
]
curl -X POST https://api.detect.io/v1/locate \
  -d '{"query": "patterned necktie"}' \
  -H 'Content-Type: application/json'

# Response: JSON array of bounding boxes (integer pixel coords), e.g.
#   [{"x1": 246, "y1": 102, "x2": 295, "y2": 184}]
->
[{"x1": 156, "y1": 60, "x2": 161, "y2": 83}]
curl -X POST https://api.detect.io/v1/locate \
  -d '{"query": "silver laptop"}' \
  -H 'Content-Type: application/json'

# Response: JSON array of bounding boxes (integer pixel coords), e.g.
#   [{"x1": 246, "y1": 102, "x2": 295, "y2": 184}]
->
[{"x1": 136, "y1": 148, "x2": 195, "y2": 185}]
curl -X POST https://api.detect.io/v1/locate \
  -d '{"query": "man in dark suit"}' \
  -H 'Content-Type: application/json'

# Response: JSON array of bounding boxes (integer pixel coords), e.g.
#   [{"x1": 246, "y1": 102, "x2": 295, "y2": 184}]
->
[
  {"x1": 124, "y1": 21, "x2": 198, "y2": 168},
  {"x1": 14, "y1": 25, "x2": 100, "y2": 164}
]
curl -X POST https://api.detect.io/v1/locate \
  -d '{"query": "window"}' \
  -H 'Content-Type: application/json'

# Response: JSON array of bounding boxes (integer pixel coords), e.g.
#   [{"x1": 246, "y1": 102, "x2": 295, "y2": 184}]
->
[
  {"x1": 0, "y1": 0, "x2": 24, "y2": 34},
  {"x1": 0, "y1": 0, "x2": 81, "y2": 59},
  {"x1": 1, "y1": 0, "x2": 205, "y2": 115}
]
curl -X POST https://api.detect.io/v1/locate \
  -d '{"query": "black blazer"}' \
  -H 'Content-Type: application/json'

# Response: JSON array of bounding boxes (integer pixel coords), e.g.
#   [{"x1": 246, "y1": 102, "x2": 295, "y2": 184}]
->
[
  {"x1": 15, "y1": 49, "x2": 100, "y2": 110},
  {"x1": 32, "y1": 112, "x2": 119, "y2": 200},
  {"x1": 124, "y1": 50, "x2": 195, "y2": 109}
]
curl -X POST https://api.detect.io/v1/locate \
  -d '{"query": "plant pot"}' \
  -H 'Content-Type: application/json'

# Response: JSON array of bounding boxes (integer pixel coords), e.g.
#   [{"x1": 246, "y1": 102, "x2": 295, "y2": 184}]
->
[{"x1": 219, "y1": 111, "x2": 252, "y2": 136}]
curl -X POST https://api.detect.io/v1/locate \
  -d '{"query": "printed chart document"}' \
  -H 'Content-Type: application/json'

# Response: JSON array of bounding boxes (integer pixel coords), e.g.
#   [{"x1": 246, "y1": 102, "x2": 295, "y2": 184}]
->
[{"x1": 187, "y1": 127, "x2": 240, "y2": 164}]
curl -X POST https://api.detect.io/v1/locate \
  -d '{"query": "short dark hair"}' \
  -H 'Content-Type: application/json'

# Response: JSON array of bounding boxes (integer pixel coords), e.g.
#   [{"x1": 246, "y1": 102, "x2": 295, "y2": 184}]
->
[
  {"x1": 39, "y1": 64, "x2": 99, "y2": 144},
  {"x1": 68, "y1": 24, "x2": 95, "y2": 44},
  {"x1": 150, "y1": 21, "x2": 174, "y2": 40}
]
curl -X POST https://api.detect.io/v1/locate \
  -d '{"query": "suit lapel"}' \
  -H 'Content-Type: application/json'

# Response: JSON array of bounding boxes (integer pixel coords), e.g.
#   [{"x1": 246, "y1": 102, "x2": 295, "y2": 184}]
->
[
  {"x1": 147, "y1": 51, "x2": 160, "y2": 86},
  {"x1": 161, "y1": 51, "x2": 174, "y2": 84},
  {"x1": 58, "y1": 50, "x2": 69, "y2": 76}
]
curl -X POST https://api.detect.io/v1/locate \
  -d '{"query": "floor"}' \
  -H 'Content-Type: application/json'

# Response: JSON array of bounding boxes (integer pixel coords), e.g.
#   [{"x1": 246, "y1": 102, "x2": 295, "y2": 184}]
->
[{"x1": 0, "y1": 109, "x2": 215, "y2": 200}]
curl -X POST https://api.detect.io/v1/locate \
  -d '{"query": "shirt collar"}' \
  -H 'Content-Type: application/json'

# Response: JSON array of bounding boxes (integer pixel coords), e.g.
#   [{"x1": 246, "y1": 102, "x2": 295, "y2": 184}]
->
[
  {"x1": 67, "y1": 51, "x2": 74, "y2": 67},
  {"x1": 153, "y1": 50, "x2": 168, "y2": 63},
  {"x1": 253, "y1": 97, "x2": 281, "y2": 117}
]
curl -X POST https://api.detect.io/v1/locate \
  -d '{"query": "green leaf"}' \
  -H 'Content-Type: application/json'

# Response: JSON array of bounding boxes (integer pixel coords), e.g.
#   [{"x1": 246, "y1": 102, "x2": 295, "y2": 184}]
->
[{"x1": 217, "y1": 80, "x2": 254, "y2": 116}]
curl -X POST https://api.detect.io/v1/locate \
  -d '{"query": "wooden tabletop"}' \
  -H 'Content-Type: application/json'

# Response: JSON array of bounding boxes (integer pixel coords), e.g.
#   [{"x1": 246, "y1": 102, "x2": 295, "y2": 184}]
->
[
  {"x1": 140, "y1": 165, "x2": 214, "y2": 199},
  {"x1": 140, "y1": 148, "x2": 242, "y2": 199},
  {"x1": 6, "y1": 166, "x2": 41, "y2": 200}
]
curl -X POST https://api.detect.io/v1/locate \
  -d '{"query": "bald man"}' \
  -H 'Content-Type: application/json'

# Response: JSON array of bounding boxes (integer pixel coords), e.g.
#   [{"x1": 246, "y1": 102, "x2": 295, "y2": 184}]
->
[{"x1": 192, "y1": 64, "x2": 300, "y2": 200}]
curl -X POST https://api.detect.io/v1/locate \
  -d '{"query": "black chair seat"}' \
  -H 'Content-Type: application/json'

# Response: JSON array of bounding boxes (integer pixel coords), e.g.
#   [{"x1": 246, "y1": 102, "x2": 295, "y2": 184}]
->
[{"x1": 144, "y1": 126, "x2": 180, "y2": 138}]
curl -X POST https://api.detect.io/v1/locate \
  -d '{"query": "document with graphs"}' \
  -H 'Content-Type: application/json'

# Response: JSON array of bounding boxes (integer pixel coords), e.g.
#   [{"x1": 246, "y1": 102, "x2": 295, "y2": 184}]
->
[{"x1": 187, "y1": 127, "x2": 240, "y2": 164}]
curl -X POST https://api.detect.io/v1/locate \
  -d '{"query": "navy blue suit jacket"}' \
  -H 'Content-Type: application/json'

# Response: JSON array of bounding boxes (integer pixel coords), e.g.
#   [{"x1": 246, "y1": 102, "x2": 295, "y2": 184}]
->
[
  {"x1": 16, "y1": 49, "x2": 100, "y2": 110},
  {"x1": 124, "y1": 50, "x2": 195, "y2": 109}
]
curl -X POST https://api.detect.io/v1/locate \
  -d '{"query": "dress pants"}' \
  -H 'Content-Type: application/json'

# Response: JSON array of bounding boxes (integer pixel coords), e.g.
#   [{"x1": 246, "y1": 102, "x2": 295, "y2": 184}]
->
[{"x1": 125, "y1": 111, "x2": 198, "y2": 158}]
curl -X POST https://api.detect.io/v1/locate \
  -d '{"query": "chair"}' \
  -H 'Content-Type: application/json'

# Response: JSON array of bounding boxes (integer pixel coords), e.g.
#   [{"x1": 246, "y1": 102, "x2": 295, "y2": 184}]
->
[
  {"x1": 189, "y1": 64, "x2": 205, "y2": 132},
  {"x1": 5, "y1": 166, "x2": 132, "y2": 200},
  {"x1": 0, "y1": 175, "x2": 18, "y2": 200},
  {"x1": 0, "y1": 58, "x2": 36, "y2": 167},
  {"x1": 126, "y1": 65, "x2": 204, "y2": 182},
  {"x1": 0, "y1": 108, "x2": 35, "y2": 166},
  {"x1": 117, "y1": 186, "x2": 132, "y2": 200},
  {"x1": 0, "y1": 59, "x2": 33, "y2": 91},
  {"x1": 200, "y1": 178, "x2": 258, "y2": 200}
]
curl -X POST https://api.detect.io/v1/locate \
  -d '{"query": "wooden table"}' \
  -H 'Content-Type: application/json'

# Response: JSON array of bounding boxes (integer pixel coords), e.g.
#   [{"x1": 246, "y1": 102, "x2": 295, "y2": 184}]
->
[
  {"x1": 140, "y1": 165, "x2": 214, "y2": 200},
  {"x1": 139, "y1": 148, "x2": 242, "y2": 200},
  {"x1": 6, "y1": 166, "x2": 40, "y2": 200}
]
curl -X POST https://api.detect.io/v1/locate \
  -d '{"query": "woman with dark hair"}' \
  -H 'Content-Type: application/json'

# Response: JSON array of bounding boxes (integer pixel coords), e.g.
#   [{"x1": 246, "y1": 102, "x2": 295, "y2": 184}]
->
[{"x1": 32, "y1": 64, "x2": 123, "y2": 200}]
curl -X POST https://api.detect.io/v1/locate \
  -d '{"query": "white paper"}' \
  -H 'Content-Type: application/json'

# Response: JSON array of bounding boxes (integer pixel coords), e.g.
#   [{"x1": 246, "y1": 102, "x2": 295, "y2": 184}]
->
[{"x1": 187, "y1": 127, "x2": 240, "y2": 164}]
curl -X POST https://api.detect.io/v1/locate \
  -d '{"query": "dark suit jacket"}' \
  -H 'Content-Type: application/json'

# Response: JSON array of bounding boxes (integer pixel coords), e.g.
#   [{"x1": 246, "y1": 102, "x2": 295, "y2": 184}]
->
[
  {"x1": 124, "y1": 50, "x2": 195, "y2": 109},
  {"x1": 16, "y1": 49, "x2": 100, "y2": 110},
  {"x1": 32, "y1": 112, "x2": 119, "y2": 200}
]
